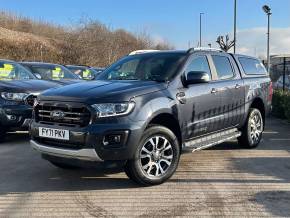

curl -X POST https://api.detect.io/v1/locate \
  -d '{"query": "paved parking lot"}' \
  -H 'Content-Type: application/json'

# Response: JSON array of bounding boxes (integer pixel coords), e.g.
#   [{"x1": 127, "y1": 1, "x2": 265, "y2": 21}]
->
[{"x1": 0, "y1": 117, "x2": 290, "y2": 217}]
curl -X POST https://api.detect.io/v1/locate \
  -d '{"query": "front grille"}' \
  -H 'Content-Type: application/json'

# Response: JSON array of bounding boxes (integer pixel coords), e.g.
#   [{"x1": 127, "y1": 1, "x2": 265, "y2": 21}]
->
[{"x1": 35, "y1": 102, "x2": 91, "y2": 127}]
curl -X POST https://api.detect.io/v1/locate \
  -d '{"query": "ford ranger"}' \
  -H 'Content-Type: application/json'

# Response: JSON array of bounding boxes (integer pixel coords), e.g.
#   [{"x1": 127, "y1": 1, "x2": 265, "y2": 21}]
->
[{"x1": 30, "y1": 48, "x2": 272, "y2": 185}]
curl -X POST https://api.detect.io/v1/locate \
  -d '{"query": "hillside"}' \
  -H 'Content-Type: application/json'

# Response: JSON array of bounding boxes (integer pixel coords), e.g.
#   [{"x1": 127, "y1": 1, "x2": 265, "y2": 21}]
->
[
  {"x1": 0, "y1": 27, "x2": 56, "y2": 48},
  {"x1": 0, "y1": 12, "x2": 172, "y2": 67},
  {"x1": 0, "y1": 26, "x2": 62, "y2": 63}
]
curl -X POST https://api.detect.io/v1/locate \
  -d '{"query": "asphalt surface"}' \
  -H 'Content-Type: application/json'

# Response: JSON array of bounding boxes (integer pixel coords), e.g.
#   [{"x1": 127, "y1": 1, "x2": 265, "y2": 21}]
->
[{"x1": 0, "y1": 117, "x2": 290, "y2": 217}]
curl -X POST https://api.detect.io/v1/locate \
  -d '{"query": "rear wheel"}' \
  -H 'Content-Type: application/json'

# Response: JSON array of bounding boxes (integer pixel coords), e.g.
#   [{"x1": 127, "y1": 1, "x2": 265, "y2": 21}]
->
[
  {"x1": 238, "y1": 108, "x2": 263, "y2": 148},
  {"x1": 125, "y1": 125, "x2": 180, "y2": 186}
]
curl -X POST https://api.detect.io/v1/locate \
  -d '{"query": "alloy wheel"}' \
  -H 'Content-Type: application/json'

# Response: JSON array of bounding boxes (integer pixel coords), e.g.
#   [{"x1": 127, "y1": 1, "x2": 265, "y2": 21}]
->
[
  {"x1": 139, "y1": 135, "x2": 173, "y2": 177},
  {"x1": 249, "y1": 111, "x2": 263, "y2": 144}
]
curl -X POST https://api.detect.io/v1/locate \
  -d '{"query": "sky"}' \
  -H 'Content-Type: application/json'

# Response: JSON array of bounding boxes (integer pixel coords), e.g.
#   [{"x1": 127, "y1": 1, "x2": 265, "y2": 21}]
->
[{"x1": 1, "y1": 0, "x2": 290, "y2": 57}]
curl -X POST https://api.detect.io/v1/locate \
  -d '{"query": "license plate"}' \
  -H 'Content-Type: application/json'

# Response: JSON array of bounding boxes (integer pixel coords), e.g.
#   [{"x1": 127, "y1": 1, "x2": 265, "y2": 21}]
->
[{"x1": 39, "y1": 127, "x2": 69, "y2": 140}]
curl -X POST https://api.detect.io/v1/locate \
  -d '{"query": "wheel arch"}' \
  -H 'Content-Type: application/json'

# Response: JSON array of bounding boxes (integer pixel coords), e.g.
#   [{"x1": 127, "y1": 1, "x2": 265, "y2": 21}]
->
[{"x1": 146, "y1": 113, "x2": 182, "y2": 149}]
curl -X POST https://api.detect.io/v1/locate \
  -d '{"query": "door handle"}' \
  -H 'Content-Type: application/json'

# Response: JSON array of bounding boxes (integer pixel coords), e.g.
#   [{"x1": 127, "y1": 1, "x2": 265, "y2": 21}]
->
[
  {"x1": 211, "y1": 88, "x2": 218, "y2": 94},
  {"x1": 235, "y1": 84, "x2": 241, "y2": 89},
  {"x1": 176, "y1": 92, "x2": 186, "y2": 104}
]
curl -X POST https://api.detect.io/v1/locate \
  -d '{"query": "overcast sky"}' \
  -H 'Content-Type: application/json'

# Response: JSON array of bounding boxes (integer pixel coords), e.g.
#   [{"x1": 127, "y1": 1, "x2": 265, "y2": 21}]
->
[{"x1": 1, "y1": 0, "x2": 290, "y2": 57}]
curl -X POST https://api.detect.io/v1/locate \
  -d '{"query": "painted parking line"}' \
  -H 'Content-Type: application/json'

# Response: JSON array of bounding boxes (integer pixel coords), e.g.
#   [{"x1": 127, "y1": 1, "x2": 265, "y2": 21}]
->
[{"x1": 269, "y1": 138, "x2": 290, "y2": 141}]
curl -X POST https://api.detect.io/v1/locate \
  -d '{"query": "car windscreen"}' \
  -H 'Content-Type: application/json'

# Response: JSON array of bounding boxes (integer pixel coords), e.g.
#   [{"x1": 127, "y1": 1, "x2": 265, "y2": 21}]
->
[
  {"x1": 97, "y1": 53, "x2": 187, "y2": 82},
  {"x1": 0, "y1": 61, "x2": 36, "y2": 81},
  {"x1": 27, "y1": 65, "x2": 79, "y2": 80},
  {"x1": 67, "y1": 66, "x2": 96, "y2": 80}
]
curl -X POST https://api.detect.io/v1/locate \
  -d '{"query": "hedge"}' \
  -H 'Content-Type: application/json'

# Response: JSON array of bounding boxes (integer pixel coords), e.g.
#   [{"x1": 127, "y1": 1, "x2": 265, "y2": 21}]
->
[{"x1": 272, "y1": 90, "x2": 290, "y2": 122}]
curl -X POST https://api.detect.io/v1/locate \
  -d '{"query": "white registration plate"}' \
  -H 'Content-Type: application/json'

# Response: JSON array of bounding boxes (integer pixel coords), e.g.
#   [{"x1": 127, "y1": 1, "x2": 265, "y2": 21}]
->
[{"x1": 39, "y1": 127, "x2": 70, "y2": 140}]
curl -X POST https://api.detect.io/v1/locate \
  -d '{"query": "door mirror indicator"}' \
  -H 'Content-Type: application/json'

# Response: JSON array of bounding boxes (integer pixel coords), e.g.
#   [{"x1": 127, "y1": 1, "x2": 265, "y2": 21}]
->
[{"x1": 184, "y1": 71, "x2": 210, "y2": 86}]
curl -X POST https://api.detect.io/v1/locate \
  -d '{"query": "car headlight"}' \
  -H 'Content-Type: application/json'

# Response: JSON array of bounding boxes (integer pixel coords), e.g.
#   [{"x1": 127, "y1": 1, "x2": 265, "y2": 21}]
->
[
  {"x1": 1, "y1": 92, "x2": 29, "y2": 101},
  {"x1": 91, "y1": 102, "x2": 135, "y2": 118}
]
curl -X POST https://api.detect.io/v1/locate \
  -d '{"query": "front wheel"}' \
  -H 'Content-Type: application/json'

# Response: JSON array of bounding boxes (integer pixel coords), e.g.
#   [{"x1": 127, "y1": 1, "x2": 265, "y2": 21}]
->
[
  {"x1": 238, "y1": 108, "x2": 264, "y2": 148},
  {"x1": 125, "y1": 125, "x2": 180, "y2": 186}
]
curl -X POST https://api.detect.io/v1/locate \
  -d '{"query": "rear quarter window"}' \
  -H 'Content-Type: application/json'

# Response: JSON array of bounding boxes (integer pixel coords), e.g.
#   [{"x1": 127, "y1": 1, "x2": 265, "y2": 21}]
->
[{"x1": 238, "y1": 57, "x2": 267, "y2": 75}]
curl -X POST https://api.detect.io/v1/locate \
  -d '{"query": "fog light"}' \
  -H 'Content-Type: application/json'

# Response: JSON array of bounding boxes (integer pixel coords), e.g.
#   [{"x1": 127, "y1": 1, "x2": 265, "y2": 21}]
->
[
  {"x1": 7, "y1": 115, "x2": 17, "y2": 120},
  {"x1": 103, "y1": 134, "x2": 122, "y2": 146}
]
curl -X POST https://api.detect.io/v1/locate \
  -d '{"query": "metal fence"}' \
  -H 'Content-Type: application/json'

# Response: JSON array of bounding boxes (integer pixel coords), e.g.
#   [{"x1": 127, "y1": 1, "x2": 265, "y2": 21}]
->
[{"x1": 270, "y1": 55, "x2": 290, "y2": 90}]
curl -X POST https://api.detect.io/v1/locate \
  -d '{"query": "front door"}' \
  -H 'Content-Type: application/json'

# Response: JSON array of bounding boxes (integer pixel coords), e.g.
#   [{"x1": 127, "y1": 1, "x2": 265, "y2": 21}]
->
[{"x1": 179, "y1": 54, "x2": 223, "y2": 141}]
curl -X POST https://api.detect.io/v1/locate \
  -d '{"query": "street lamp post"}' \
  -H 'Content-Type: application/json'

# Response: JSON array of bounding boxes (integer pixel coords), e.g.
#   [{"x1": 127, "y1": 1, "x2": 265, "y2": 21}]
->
[
  {"x1": 233, "y1": 0, "x2": 237, "y2": 53},
  {"x1": 199, "y1": 13, "x2": 204, "y2": 47},
  {"x1": 262, "y1": 5, "x2": 272, "y2": 72}
]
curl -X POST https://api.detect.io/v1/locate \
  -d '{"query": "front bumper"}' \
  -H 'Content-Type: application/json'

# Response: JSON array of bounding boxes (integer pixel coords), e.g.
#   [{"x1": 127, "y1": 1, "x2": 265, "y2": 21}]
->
[
  {"x1": 30, "y1": 140, "x2": 103, "y2": 162},
  {"x1": 30, "y1": 120, "x2": 145, "y2": 161},
  {"x1": 0, "y1": 104, "x2": 32, "y2": 129}
]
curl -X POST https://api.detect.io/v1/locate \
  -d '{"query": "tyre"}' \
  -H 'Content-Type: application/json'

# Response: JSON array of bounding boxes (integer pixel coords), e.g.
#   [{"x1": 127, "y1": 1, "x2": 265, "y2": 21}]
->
[
  {"x1": 124, "y1": 125, "x2": 180, "y2": 186},
  {"x1": 49, "y1": 161, "x2": 79, "y2": 169},
  {"x1": 238, "y1": 108, "x2": 263, "y2": 148}
]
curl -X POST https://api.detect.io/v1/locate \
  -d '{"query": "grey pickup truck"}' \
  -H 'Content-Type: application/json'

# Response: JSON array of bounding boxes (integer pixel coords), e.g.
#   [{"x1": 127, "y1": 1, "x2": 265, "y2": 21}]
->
[{"x1": 30, "y1": 48, "x2": 272, "y2": 185}]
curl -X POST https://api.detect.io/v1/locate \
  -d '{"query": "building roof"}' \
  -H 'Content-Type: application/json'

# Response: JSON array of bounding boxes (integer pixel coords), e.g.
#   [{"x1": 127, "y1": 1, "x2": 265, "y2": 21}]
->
[{"x1": 271, "y1": 54, "x2": 290, "y2": 58}]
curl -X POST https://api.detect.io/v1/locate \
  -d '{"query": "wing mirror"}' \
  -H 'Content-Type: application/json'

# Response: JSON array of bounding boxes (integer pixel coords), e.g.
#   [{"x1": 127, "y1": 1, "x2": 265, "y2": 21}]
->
[
  {"x1": 89, "y1": 74, "x2": 96, "y2": 80},
  {"x1": 184, "y1": 71, "x2": 210, "y2": 86},
  {"x1": 34, "y1": 73, "x2": 42, "y2": 79}
]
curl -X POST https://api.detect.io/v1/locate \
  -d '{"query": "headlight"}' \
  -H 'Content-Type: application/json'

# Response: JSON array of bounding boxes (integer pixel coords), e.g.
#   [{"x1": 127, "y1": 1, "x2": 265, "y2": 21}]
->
[
  {"x1": 91, "y1": 102, "x2": 135, "y2": 118},
  {"x1": 1, "y1": 92, "x2": 29, "y2": 101}
]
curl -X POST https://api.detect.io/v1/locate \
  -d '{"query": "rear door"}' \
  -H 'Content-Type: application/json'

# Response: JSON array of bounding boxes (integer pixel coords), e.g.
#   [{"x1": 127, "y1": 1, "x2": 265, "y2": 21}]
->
[{"x1": 209, "y1": 53, "x2": 245, "y2": 130}]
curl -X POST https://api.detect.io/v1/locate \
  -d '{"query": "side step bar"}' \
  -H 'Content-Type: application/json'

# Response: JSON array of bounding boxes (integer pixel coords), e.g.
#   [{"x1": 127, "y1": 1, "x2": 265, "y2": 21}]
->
[{"x1": 183, "y1": 128, "x2": 241, "y2": 153}]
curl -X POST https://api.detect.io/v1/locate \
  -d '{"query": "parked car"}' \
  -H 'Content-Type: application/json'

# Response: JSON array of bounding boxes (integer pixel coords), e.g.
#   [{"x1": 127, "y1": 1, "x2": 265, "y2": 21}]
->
[
  {"x1": 30, "y1": 48, "x2": 272, "y2": 185},
  {"x1": 66, "y1": 65, "x2": 100, "y2": 80},
  {"x1": 20, "y1": 62, "x2": 81, "y2": 85},
  {"x1": 274, "y1": 75, "x2": 290, "y2": 90},
  {"x1": 0, "y1": 59, "x2": 60, "y2": 141}
]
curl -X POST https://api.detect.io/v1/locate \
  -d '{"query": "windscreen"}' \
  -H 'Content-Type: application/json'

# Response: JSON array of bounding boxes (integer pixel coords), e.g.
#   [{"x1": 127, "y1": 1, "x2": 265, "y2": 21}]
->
[
  {"x1": 97, "y1": 53, "x2": 186, "y2": 82},
  {"x1": 27, "y1": 65, "x2": 79, "y2": 80},
  {"x1": 0, "y1": 61, "x2": 35, "y2": 81}
]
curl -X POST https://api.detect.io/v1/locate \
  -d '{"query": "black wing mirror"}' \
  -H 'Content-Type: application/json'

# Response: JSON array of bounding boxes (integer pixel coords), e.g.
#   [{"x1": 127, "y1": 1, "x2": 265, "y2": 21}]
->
[{"x1": 184, "y1": 71, "x2": 210, "y2": 86}]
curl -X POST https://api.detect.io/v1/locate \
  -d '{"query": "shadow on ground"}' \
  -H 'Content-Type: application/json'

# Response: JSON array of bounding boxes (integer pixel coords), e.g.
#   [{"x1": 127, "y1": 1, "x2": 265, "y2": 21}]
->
[
  {"x1": 1, "y1": 133, "x2": 139, "y2": 194},
  {"x1": 250, "y1": 191, "x2": 290, "y2": 217},
  {"x1": 0, "y1": 165, "x2": 140, "y2": 194},
  {"x1": 1, "y1": 120, "x2": 290, "y2": 194},
  {"x1": 2, "y1": 132, "x2": 30, "y2": 144}
]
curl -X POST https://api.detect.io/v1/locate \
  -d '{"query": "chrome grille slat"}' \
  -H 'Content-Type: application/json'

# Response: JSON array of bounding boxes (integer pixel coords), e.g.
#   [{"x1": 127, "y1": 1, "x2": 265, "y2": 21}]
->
[
  {"x1": 35, "y1": 102, "x2": 91, "y2": 127},
  {"x1": 38, "y1": 110, "x2": 86, "y2": 116},
  {"x1": 38, "y1": 114, "x2": 82, "y2": 121}
]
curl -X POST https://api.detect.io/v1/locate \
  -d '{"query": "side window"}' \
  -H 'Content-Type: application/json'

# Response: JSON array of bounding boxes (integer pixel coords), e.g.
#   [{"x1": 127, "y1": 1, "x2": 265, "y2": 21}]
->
[
  {"x1": 185, "y1": 56, "x2": 211, "y2": 78},
  {"x1": 212, "y1": 55, "x2": 234, "y2": 80},
  {"x1": 238, "y1": 57, "x2": 267, "y2": 75}
]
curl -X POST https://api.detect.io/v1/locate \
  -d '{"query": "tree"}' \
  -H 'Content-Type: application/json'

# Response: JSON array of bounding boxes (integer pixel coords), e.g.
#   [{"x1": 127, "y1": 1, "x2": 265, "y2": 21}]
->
[{"x1": 216, "y1": 35, "x2": 235, "y2": 52}]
